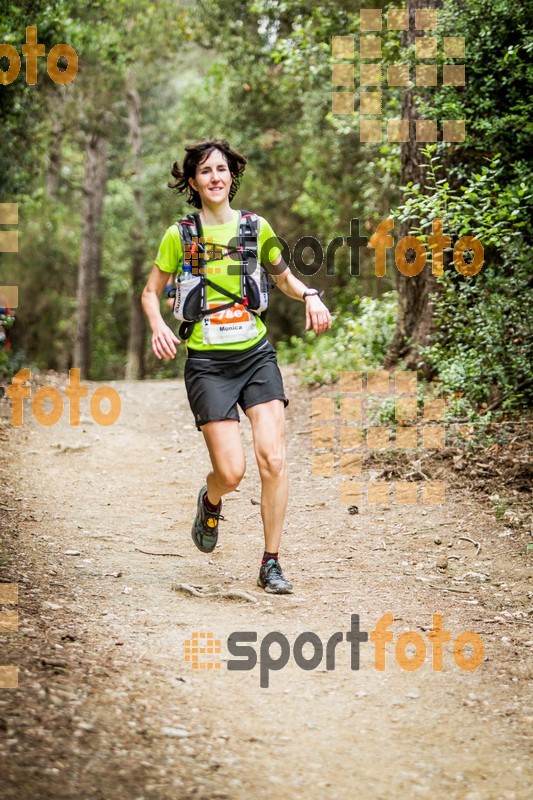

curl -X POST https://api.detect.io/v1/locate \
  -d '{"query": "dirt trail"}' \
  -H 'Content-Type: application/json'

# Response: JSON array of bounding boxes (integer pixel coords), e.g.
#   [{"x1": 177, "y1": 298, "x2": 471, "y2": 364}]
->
[{"x1": 0, "y1": 369, "x2": 531, "y2": 800}]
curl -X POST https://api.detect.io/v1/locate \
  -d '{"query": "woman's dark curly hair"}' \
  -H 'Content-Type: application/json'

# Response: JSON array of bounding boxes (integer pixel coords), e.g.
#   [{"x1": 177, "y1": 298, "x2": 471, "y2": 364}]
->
[{"x1": 168, "y1": 139, "x2": 247, "y2": 209}]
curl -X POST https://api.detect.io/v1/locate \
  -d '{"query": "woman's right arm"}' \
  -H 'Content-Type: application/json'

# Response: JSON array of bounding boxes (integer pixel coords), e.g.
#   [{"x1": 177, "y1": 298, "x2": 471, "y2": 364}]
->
[{"x1": 142, "y1": 265, "x2": 181, "y2": 359}]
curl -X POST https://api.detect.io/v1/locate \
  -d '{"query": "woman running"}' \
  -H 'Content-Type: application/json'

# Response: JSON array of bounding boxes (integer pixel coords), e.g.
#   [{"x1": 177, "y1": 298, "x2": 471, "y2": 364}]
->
[{"x1": 142, "y1": 139, "x2": 331, "y2": 594}]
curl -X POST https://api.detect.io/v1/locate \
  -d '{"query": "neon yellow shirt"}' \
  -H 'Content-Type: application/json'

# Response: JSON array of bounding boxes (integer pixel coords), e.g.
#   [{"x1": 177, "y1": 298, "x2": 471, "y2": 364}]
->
[{"x1": 155, "y1": 209, "x2": 283, "y2": 352}]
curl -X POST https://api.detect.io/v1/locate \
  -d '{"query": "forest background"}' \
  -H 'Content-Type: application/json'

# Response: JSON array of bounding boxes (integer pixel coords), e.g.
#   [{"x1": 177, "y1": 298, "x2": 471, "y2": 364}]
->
[{"x1": 0, "y1": 0, "x2": 531, "y2": 422}]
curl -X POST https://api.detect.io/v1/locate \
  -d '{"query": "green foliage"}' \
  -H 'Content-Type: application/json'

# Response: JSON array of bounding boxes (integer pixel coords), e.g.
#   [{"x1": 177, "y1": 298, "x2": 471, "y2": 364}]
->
[
  {"x1": 394, "y1": 145, "x2": 532, "y2": 247},
  {"x1": 0, "y1": 308, "x2": 16, "y2": 378},
  {"x1": 0, "y1": 192, "x2": 79, "y2": 371},
  {"x1": 495, "y1": 499, "x2": 507, "y2": 522},
  {"x1": 426, "y1": 250, "x2": 532, "y2": 412},
  {"x1": 393, "y1": 145, "x2": 532, "y2": 413},
  {"x1": 435, "y1": 0, "x2": 533, "y2": 171},
  {"x1": 0, "y1": 348, "x2": 26, "y2": 381},
  {"x1": 0, "y1": 0, "x2": 76, "y2": 195},
  {"x1": 277, "y1": 292, "x2": 397, "y2": 385},
  {"x1": 0, "y1": 315, "x2": 25, "y2": 379},
  {"x1": 365, "y1": 388, "x2": 427, "y2": 428}
]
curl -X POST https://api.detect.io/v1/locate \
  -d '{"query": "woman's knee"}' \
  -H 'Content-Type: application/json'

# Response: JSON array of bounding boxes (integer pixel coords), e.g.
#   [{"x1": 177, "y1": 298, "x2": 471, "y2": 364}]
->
[
  {"x1": 256, "y1": 449, "x2": 285, "y2": 479},
  {"x1": 214, "y1": 462, "x2": 246, "y2": 491}
]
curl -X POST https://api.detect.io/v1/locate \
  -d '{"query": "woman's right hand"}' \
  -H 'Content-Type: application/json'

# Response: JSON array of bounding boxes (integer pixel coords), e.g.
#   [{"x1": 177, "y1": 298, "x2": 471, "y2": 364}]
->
[
  {"x1": 152, "y1": 323, "x2": 181, "y2": 360},
  {"x1": 142, "y1": 265, "x2": 182, "y2": 359}
]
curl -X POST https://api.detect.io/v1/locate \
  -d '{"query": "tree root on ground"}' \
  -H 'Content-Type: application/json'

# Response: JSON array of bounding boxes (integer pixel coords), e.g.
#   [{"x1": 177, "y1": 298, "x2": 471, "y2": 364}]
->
[{"x1": 172, "y1": 583, "x2": 258, "y2": 603}]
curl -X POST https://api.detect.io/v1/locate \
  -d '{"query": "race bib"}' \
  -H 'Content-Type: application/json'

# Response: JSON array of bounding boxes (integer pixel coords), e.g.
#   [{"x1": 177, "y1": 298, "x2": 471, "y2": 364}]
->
[{"x1": 202, "y1": 302, "x2": 258, "y2": 345}]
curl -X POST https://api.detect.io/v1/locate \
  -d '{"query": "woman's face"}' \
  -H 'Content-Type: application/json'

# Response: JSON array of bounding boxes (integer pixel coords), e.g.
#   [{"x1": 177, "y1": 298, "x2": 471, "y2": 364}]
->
[{"x1": 189, "y1": 149, "x2": 232, "y2": 207}]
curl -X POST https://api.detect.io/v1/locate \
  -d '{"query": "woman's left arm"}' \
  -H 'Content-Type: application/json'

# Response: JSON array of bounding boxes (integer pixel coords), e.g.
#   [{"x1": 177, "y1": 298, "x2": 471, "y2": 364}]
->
[{"x1": 269, "y1": 258, "x2": 332, "y2": 335}]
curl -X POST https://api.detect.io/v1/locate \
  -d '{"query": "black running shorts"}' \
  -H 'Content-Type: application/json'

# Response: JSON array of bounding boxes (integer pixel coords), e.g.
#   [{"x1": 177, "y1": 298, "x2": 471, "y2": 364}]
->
[{"x1": 184, "y1": 336, "x2": 289, "y2": 430}]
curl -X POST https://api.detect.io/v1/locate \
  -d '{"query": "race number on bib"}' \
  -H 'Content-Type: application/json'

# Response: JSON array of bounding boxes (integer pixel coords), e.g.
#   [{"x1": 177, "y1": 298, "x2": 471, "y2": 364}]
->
[{"x1": 202, "y1": 302, "x2": 259, "y2": 345}]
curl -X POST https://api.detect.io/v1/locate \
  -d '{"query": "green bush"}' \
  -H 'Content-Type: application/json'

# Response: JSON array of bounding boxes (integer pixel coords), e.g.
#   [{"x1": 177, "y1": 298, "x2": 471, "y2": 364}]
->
[
  {"x1": 393, "y1": 146, "x2": 532, "y2": 414},
  {"x1": 0, "y1": 309, "x2": 17, "y2": 380},
  {"x1": 424, "y1": 246, "x2": 532, "y2": 413}
]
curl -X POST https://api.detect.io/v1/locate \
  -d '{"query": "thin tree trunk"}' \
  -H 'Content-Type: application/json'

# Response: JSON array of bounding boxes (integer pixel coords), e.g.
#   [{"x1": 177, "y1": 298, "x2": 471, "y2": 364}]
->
[
  {"x1": 385, "y1": 1, "x2": 439, "y2": 376},
  {"x1": 46, "y1": 116, "x2": 63, "y2": 201},
  {"x1": 74, "y1": 131, "x2": 108, "y2": 378},
  {"x1": 125, "y1": 70, "x2": 146, "y2": 380},
  {"x1": 46, "y1": 91, "x2": 68, "y2": 201}
]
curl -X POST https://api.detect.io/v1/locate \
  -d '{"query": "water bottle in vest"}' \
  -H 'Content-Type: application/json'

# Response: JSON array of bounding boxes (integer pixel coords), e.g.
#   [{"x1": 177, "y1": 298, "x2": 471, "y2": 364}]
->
[{"x1": 174, "y1": 262, "x2": 204, "y2": 322}]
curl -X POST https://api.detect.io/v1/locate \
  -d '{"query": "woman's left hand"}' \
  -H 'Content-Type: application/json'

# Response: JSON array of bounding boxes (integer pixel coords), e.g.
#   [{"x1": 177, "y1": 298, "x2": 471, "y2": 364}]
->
[{"x1": 305, "y1": 295, "x2": 332, "y2": 335}]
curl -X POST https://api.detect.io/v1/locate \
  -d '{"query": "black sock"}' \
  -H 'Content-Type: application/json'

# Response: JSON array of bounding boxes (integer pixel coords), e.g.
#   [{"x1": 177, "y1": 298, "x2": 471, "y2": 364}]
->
[
  {"x1": 262, "y1": 551, "x2": 278, "y2": 565},
  {"x1": 204, "y1": 494, "x2": 221, "y2": 512}
]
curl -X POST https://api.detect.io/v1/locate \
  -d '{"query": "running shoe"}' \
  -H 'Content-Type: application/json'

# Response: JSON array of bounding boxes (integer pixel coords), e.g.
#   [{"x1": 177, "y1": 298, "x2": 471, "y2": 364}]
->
[
  {"x1": 191, "y1": 485, "x2": 224, "y2": 553},
  {"x1": 257, "y1": 558, "x2": 293, "y2": 594}
]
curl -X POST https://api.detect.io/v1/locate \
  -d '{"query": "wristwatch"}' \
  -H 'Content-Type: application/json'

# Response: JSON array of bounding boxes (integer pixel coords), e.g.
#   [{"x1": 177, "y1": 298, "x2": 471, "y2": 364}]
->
[{"x1": 302, "y1": 289, "x2": 320, "y2": 301}]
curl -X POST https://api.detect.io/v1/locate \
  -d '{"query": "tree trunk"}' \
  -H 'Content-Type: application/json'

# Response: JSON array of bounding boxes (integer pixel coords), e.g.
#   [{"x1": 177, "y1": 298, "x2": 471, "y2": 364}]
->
[
  {"x1": 74, "y1": 131, "x2": 108, "y2": 378},
  {"x1": 125, "y1": 70, "x2": 146, "y2": 380},
  {"x1": 46, "y1": 116, "x2": 63, "y2": 201},
  {"x1": 46, "y1": 92, "x2": 68, "y2": 201},
  {"x1": 384, "y1": 1, "x2": 439, "y2": 376}
]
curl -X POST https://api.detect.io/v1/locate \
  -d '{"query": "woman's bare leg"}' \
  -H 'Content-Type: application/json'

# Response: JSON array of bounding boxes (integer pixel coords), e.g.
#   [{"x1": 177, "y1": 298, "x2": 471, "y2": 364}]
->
[
  {"x1": 244, "y1": 399, "x2": 288, "y2": 552},
  {"x1": 200, "y1": 419, "x2": 246, "y2": 504}
]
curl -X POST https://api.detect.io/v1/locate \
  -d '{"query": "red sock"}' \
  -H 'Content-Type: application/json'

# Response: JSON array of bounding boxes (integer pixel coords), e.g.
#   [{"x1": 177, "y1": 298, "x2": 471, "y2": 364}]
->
[
  {"x1": 204, "y1": 494, "x2": 221, "y2": 512},
  {"x1": 262, "y1": 551, "x2": 278, "y2": 565}
]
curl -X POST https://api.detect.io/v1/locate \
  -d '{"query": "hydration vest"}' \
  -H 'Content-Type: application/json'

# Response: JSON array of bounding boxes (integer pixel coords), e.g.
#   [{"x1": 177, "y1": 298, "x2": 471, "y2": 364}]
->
[{"x1": 172, "y1": 210, "x2": 272, "y2": 340}]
